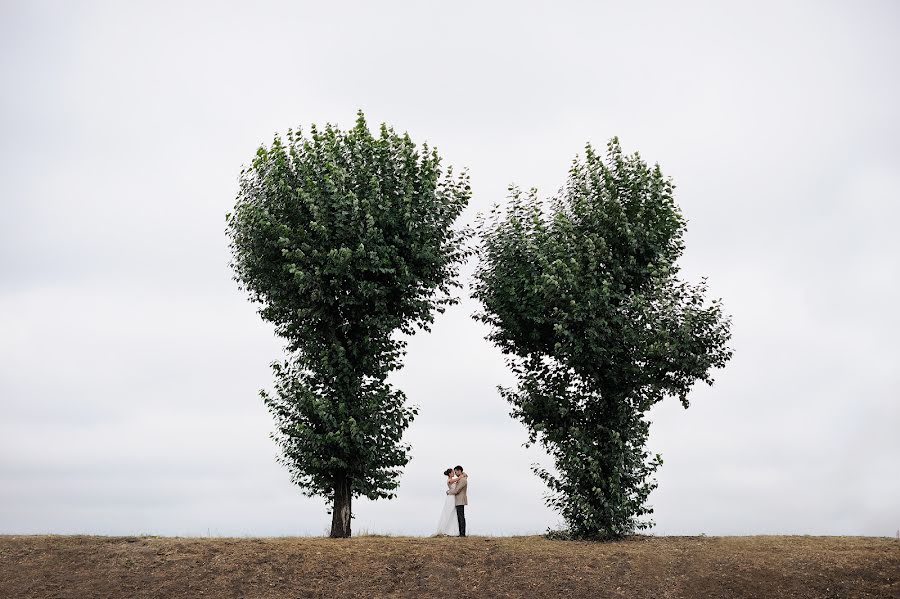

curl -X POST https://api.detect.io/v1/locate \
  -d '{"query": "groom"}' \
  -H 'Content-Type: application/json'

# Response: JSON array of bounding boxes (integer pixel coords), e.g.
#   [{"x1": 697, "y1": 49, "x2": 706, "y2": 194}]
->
[{"x1": 446, "y1": 465, "x2": 468, "y2": 537}]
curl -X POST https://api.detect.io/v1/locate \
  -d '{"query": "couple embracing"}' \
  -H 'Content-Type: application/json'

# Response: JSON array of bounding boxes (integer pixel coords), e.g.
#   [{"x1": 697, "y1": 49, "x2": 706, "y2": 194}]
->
[{"x1": 436, "y1": 465, "x2": 468, "y2": 537}]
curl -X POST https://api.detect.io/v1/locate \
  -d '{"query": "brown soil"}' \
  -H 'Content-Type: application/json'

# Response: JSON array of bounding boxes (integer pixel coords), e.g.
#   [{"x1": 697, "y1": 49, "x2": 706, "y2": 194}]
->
[{"x1": 0, "y1": 534, "x2": 897, "y2": 598}]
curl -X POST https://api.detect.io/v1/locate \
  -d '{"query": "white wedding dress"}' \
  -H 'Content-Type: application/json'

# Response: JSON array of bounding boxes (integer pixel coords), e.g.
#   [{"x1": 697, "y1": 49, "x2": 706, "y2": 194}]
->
[{"x1": 436, "y1": 481, "x2": 460, "y2": 536}]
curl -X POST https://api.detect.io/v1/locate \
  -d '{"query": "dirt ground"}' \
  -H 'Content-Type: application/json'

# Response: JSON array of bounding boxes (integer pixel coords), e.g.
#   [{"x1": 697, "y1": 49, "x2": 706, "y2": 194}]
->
[{"x1": 1, "y1": 534, "x2": 897, "y2": 598}]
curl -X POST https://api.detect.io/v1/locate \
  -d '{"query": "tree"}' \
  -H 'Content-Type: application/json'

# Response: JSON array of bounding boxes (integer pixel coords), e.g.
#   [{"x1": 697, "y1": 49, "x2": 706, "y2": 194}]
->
[
  {"x1": 226, "y1": 112, "x2": 471, "y2": 537},
  {"x1": 472, "y1": 138, "x2": 733, "y2": 539}
]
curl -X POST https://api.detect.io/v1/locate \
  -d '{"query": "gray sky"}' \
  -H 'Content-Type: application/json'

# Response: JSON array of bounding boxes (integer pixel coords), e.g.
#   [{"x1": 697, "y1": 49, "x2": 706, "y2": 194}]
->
[{"x1": 2, "y1": 1, "x2": 898, "y2": 537}]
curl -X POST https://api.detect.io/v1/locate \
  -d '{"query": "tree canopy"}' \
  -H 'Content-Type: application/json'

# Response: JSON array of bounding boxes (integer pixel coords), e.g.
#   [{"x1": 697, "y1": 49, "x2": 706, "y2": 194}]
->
[
  {"x1": 472, "y1": 138, "x2": 733, "y2": 538},
  {"x1": 226, "y1": 112, "x2": 471, "y2": 536}
]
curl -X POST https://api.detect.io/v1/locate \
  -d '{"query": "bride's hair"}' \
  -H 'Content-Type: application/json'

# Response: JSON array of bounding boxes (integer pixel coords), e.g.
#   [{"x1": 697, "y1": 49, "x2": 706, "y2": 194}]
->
[{"x1": 443, "y1": 468, "x2": 453, "y2": 476}]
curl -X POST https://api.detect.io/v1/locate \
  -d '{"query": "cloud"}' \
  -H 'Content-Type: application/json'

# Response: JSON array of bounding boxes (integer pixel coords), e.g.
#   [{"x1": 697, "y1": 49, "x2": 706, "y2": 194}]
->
[{"x1": 2, "y1": 0, "x2": 898, "y2": 537}]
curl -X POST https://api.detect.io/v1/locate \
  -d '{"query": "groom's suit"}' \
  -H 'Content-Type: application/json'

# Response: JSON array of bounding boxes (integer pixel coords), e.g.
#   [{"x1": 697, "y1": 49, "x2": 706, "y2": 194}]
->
[{"x1": 449, "y1": 474, "x2": 468, "y2": 536}]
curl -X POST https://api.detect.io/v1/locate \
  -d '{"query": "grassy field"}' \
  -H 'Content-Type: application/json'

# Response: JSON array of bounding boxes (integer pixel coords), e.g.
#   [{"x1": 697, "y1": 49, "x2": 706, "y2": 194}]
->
[{"x1": 1, "y1": 534, "x2": 897, "y2": 598}]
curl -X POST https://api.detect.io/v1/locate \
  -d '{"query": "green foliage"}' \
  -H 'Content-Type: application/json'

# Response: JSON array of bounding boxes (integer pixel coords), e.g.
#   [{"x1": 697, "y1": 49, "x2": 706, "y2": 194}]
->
[
  {"x1": 226, "y1": 112, "x2": 471, "y2": 532},
  {"x1": 544, "y1": 528, "x2": 574, "y2": 541},
  {"x1": 473, "y1": 138, "x2": 733, "y2": 539}
]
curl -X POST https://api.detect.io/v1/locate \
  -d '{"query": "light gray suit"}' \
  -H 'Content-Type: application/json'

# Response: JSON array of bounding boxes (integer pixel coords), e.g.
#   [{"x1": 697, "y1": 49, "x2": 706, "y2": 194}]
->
[{"x1": 449, "y1": 475, "x2": 468, "y2": 506}]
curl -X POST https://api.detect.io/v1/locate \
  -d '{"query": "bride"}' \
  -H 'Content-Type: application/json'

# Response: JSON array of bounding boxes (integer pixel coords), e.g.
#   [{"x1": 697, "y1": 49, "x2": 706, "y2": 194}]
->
[{"x1": 435, "y1": 467, "x2": 460, "y2": 536}]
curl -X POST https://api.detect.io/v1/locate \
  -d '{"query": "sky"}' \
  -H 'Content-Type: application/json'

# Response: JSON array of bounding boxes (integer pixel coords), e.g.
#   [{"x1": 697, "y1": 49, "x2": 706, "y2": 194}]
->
[{"x1": 1, "y1": 1, "x2": 898, "y2": 538}]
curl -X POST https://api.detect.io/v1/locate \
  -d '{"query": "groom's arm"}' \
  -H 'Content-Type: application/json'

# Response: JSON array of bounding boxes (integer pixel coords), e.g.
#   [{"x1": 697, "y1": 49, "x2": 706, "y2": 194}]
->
[{"x1": 448, "y1": 477, "x2": 467, "y2": 495}]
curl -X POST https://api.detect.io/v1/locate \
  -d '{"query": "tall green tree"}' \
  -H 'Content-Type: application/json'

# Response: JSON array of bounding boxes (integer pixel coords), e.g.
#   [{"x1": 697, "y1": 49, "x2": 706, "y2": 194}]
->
[
  {"x1": 472, "y1": 138, "x2": 732, "y2": 539},
  {"x1": 226, "y1": 112, "x2": 471, "y2": 537}
]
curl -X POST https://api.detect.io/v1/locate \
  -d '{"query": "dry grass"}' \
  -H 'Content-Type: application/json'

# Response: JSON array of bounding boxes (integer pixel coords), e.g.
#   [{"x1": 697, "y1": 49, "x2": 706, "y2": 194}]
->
[{"x1": 1, "y1": 534, "x2": 897, "y2": 598}]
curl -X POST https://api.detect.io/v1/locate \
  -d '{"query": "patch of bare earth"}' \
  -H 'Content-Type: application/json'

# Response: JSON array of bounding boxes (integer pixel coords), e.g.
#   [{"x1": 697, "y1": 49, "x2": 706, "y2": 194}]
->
[{"x1": 0, "y1": 535, "x2": 897, "y2": 598}]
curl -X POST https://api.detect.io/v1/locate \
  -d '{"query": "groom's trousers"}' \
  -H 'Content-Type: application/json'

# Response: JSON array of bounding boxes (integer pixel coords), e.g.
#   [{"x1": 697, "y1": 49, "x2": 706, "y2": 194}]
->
[{"x1": 455, "y1": 505, "x2": 466, "y2": 537}]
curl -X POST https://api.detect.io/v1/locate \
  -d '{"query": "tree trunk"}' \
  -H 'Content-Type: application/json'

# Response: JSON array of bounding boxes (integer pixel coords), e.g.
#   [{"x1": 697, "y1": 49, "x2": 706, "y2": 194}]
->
[{"x1": 330, "y1": 476, "x2": 352, "y2": 538}]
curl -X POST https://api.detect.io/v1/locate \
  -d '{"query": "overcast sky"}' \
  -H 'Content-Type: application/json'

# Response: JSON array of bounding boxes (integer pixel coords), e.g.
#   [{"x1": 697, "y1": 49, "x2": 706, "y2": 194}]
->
[{"x1": 2, "y1": 1, "x2": 898, "y2": 538}]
